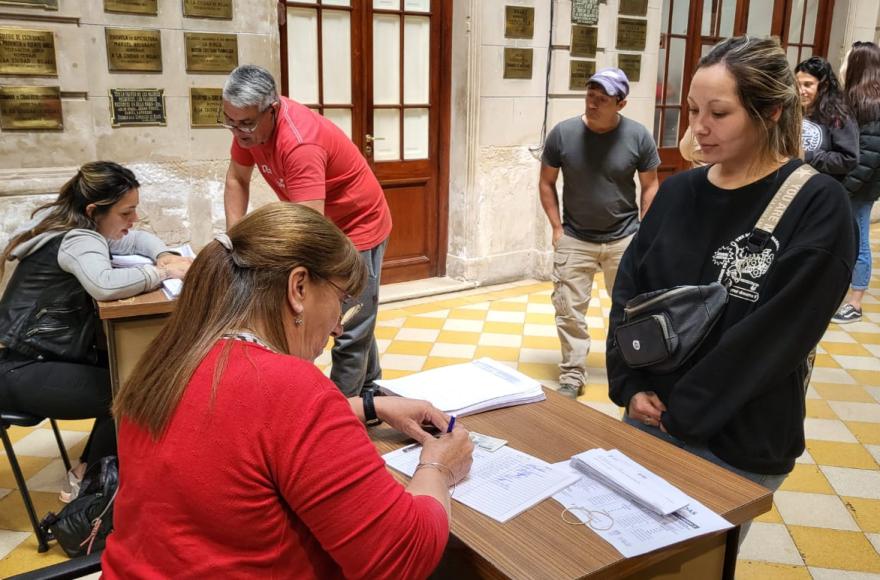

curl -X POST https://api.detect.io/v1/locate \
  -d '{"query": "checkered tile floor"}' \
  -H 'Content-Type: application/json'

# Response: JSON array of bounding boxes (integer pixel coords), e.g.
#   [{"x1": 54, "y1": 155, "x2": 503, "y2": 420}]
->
[{"x1": 2, "y1": 228, "x2": 880, "y2": 578}]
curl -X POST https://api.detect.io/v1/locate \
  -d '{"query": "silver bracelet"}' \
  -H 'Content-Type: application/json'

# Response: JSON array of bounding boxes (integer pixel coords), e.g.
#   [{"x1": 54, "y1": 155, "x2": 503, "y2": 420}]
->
[{"x1": 415, "y1": 461, "x2": 456, "y2": 496}]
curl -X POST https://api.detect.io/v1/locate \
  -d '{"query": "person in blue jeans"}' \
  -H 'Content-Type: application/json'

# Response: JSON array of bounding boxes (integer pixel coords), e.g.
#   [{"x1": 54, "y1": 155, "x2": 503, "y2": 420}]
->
[{"x1": 834, "y1": 41, "x2": 880, "y2": 324}]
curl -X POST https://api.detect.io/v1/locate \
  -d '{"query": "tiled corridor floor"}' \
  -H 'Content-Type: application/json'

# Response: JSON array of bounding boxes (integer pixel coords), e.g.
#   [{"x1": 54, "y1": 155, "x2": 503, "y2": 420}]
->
[{"x1": 2, "y1": 233, "x2": 880, "y2": 577}]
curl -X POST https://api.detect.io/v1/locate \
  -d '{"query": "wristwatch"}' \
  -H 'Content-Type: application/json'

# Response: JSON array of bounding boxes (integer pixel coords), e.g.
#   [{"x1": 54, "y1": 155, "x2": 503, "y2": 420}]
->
[{"x1": 362, "y1": 389, "x2": 382, "y2": 427}]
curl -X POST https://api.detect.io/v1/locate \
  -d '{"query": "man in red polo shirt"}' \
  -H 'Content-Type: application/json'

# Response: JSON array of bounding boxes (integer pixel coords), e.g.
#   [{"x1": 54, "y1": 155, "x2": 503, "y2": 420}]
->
[{"x1": 221, "y1": 64, "x2": 392, "y2": 397}]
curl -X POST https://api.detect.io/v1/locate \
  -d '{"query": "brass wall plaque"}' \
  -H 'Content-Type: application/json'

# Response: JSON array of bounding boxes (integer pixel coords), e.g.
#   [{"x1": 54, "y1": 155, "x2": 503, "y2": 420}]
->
[
  {"x1": 0, "y1": 28, "x2": 56, "y2": 76},
  {"x1": 570, "y1": 25, "x2": 597, "y2": 58},
  {"x1": 0, "y1": 0, "x2": 58, "y2": 8},
  {"x1": 503, "y1": 47, "x2": 533, "y2": 79},
  {"x1": 185, "y1": 32, "x2": 237, "y2": 73},
  {"x1": 109, "y1": 88, "x2": 165, "y2": 126},
  {"x1": 571, "y1": 0, "x2": 598, "y2": 25},
  {"x1": 618, "y1": 53, "x2": 641, "y2": 82},
  {"x1": 569, "y1": 60, "x2": 596, "y2": 91},
  {"x1": 104, "y1": 0, "x2": 158, "y2": 15},
  {"x1": 619, "y1": 0, "x2": 649, "y2": 17},
  {"x1": 0, "y1": 86, "x2": 62, "y2": 130},
  {"x1": 190, "y1": 87, "x2": 222, "y2": 127},
  {"x1": 504, "y1": 6, "x2": 534, "y2": 39},
  {"x1": 183, "y1": 0, "x2": 233, "y2": 20},
  {"x1": 616, "y1": 18, "x2": 647, "y2": 51},
  {"x1": 105, "y1": 28, "x2": 162, "y2": 72}
]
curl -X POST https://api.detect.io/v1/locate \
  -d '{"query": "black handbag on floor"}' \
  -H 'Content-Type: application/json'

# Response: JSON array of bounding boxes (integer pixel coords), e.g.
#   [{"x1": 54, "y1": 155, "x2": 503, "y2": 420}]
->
[
  {"x1": 40, "y1": 456, "x2": 118, "y2": 557},
  {"x1": 614, "y1": 164, "x2": 817, "y2": 373}
]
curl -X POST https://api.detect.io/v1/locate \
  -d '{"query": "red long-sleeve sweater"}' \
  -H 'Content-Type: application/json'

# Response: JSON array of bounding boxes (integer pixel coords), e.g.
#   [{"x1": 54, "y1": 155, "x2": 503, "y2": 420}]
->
[{"x1": 102, "y1": 340, "x2": 448, "y2": 579}]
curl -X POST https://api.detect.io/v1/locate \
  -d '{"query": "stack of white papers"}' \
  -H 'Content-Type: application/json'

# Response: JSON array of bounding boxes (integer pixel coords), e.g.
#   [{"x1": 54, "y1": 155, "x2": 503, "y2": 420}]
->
[
  {"x1": 376, "y1": 358, "x2": 545, "y2": 416},
  {"x1": 111, "y1": 244, "x2": 195, "y2": 299},
  {"x1": 384, "y1": 444, "x2": 579, "y2": 523},
  {"x1": 570, "y1": 449, "x2": 691, "y2": 516}
]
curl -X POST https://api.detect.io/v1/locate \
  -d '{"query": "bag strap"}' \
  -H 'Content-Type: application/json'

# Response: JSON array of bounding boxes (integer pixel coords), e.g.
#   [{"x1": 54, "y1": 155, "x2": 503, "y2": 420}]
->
[{"x1": 746, "y1": 164, "x2": 818, "y2": 253}]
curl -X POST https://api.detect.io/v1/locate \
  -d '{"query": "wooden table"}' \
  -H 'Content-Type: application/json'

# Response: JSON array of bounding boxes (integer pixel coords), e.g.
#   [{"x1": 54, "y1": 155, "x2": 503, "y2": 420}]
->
[
  {"x1": 372, "y1": 389, "x2": 772, "y2": 579},
  {"x1": 96, "y1": 289, "x2": 175, "y2": 392}
]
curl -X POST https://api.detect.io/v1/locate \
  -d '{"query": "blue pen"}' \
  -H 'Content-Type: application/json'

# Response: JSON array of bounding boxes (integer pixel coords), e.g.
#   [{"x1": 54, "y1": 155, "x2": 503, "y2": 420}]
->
[{"x1": 446, "y1": 415, "x2": 456, "y2": 433}]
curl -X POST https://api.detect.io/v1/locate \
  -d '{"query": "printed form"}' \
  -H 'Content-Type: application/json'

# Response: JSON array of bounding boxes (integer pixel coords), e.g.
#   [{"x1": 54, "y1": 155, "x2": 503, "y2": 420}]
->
[
  {"x1": 552, "y1": 462, "x2": 732, "y2": 558},
  {"x1": 384, "y1": 445, "x2": 579, "y2": 523}
]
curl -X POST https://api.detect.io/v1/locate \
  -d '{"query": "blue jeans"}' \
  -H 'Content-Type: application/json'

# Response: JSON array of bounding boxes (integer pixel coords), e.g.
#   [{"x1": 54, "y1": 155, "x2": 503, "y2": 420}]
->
[
  {"x1": 330, "y1": 239, "x2": 387, "y2": 397},
  {"x1": 622, "y1": 415, "x2": 788, "y2": 542},
  {"x1": 851, "y1": 199, "x2": 875, "y2": 291}
]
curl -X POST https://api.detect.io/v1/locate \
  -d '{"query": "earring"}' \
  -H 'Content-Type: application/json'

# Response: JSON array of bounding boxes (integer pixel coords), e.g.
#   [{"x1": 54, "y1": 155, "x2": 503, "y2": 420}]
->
[{"x1": 294, "y1": 316, "x2": 304, "y2": 326}]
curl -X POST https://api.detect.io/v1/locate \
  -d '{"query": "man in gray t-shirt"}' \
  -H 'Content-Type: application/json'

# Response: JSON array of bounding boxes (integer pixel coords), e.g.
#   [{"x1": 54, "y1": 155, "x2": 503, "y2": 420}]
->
[{"x1": 539, "y1": 67, "x2": 660, "y2": 398}]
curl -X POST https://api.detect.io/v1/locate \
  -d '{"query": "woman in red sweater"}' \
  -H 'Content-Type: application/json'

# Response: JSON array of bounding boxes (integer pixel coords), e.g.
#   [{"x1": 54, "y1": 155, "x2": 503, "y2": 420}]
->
[{"x1": 103, "y1": 202, "x2": 473, "y2": 579}]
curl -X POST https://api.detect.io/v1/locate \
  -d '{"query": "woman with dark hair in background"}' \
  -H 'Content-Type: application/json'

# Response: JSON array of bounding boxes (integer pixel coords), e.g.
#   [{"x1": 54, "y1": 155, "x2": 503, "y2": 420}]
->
[
  {"x1": 833, "y1": 41, "x2": 880, "y2": 324},
  {"x1": 795, "y1": 56, "x2": 859, "y2": 179},
  {"x1": 0, "y1": 161, "x2": 189, "y2": 493}
]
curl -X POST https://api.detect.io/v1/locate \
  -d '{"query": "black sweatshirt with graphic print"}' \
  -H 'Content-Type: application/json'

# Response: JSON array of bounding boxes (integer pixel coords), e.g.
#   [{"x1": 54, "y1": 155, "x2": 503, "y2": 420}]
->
[{"x1": 607, "y1": 159, "x2": 857, "y2": 475}]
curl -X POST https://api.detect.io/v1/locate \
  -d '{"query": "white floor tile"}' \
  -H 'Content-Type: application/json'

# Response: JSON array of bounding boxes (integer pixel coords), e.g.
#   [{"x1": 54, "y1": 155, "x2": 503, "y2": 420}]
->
[
  {"x1": 809, "y1": 367, "x2": 856, "y2": 384},
  {"x1": 828, "y1": 401, "x2": 880, "y2": 423},
  {"x1": 585, "y1": 316, "x2": 605, "y2": 329},
  {"x1": 803, "y1": 418, "x2": 858, "y2": 443},
  {"x1": 868, "y1": 533, "x2": 880, "y2": 555},
  {"x1": 523, "y1": 323, "x2": 558, "y2": 337},
  {"x1": 808, "y1": 569, "x2": 880, "y2": 580},
  {"x1": 442, "y1": 319, "x2": 484, "y2": 332},
  {"x1": 376, "y1": 339, "x2": 391, "y2": 354},
  {"x1": 518, "y1": 348, "x2": 561, "y2": 364},
  {"x1": 866, "y1": 345, "x2": 880, "y2": 358},
  {"x1": 25, "y1": 458, "x2": 68, "y2": 493},
  {"x1": 460, "y1": 302, "x2": 491, "y2": 310},
  {"x1": 485, "y1": 310, "x2": 527, "y2": 323},
  {"x1": 478, "y1": 333, "x2": 522, "y2": 348},
  {"x1": 378, "y1": 354, "x2": 426, "y2": 372},
  {"x1": 843, "y1": 321, "x2": 880, "y2": 334},
  {"x1": 526, "y1": 303, "x2": 556, "y2": 314},
  {"x1": 831, "y1": 354, "x2": 880, "y2": 371},
  {"x1": 821, "y1": 466, "x2": 880, "y2": 499},
  {"x1": 866, "y1": 387, "x2": 880, "y2": 404},
  {"x1": 314, "y1": 350, "x2": 332, "y2": 366},
  {"x1": 0, "y1": 488, "x2": 10, "y2": 501},
  {"x1": 11, "y1": 429, "x2": 86, "y2": 458},
  {"x1": 419, "y1": 309, "x2": 450, "y2": 319},
  {"x1": 737, "y1": 522, "x2": 803, "y2": 565},
  {"x1": 499, "y1": 295, "x2": 529, "y2": 303},
  {"x1": 816, "y1": 344, "x2": 827, "y2": 354},
  {"x1": 796, "y1": 449, "x2": 816, "y2": 464},
  {"x1": 429, "y1": 343, "x2": 477, "y2": 359},
  {"x1": 0, "y1": 530, "x2": 31, "y2": 560},
  {"x1": 376, "y1": 317, "x2": 406, "y2": 328},
  {"x1": 394, "y1": 328, "x2": 441, "y2": 342},
  {"x1": 806, "y1": 385, "x2": 821, "y2": 400},
  {"x1": 773, "y1": 491, "x2": 859, "y2": 530},
  {"x1": 867, "y1": 445, "x2": 880, "y2": 466},
  {"x1": 821, "y1": 330, "x2": 857, "y2": 343},
  {"x1": 590, "y1": 341, "x2": 606, "y2": 353},
  {"x1": 582, "y1": 402, "x2": 622, "y2": 419}
]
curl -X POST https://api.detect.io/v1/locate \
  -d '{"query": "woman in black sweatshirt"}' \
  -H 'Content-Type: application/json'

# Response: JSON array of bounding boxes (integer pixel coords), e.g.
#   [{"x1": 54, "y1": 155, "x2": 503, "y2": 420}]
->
[{"x1": 607, "y1": 37, "x2": 856, "y2": 539}]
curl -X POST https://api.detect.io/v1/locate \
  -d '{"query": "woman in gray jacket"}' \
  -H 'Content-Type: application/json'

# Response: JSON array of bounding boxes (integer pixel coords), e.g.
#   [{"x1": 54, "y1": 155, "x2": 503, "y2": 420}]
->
[{"x1": 0, "y1": 161, "x2": 189, "y2": 490}]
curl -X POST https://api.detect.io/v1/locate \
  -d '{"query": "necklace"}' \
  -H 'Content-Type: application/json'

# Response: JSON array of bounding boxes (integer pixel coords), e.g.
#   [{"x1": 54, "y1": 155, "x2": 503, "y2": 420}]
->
[{"x1": 221, "y1": 330, "x2": 278, "y2": 353}]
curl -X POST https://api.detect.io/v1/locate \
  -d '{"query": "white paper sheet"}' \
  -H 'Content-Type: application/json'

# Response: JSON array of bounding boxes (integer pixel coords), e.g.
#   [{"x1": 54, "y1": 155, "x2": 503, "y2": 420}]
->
[
  {"x1": 552, "y1": 462, "x2": 732, "y2": 558},
  {"x1": 112, "y1": 244, "x2": 194, "y2": 299},
  {"x1": 384, "y1": 444, "x2": 579, "y2": 523}
]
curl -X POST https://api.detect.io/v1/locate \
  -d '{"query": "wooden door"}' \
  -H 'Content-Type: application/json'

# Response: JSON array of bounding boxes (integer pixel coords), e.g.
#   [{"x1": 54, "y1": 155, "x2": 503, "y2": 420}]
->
[
  {"x1": 279, "y1": 0, "x2": 450, "y2": 284},
  {"x1": 654, "y1": 0, "x2": 836, "y2": 181}
]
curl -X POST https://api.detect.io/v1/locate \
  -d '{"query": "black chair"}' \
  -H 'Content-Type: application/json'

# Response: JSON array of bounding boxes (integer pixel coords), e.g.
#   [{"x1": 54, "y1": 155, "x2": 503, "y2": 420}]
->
[
  {"x1": 1, "y1": 412, "x2": 72, "y2": 552},
  {"x1": 6, "y1": 550, "x2": 102, "y2": 579}
]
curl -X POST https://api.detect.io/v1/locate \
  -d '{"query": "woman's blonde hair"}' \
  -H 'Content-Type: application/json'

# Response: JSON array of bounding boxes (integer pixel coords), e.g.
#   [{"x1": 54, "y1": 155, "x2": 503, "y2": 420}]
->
[
  {"x1": 697, "y1": 36, "x2": 802, "y2": 163},
  {"x1": 113, "y1": 202, "x2": 367, "y2": 437}
]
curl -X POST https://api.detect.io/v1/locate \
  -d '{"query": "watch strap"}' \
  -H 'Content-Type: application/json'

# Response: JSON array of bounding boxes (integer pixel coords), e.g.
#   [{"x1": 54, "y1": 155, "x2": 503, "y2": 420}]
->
[{"x1": 362, "y1": 389, "x2": 382, "y2": 426}]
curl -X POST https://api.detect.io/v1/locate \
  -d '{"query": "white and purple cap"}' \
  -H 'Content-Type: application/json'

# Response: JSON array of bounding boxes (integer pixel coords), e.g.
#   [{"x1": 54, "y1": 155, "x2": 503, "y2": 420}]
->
[{"x1": 587, "y1": 67, "x2": 630, "y2": 99}]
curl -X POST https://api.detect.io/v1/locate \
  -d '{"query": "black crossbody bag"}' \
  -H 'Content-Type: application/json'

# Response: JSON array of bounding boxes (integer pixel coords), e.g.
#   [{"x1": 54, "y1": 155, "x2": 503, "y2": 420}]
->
[{"x1": 614, "y1": 164, "x2": 817, "y2": 374}]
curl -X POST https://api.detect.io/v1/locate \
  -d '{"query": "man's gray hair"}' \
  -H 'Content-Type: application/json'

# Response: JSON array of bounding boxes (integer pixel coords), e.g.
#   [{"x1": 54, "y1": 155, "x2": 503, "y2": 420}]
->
[{"x1": 223, "y1": 65, "x2": 278, "y2": 111}]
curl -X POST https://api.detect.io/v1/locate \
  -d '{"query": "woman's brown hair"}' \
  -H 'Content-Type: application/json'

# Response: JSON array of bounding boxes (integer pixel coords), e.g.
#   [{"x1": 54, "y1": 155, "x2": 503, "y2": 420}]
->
[
  {"x1": 113, "y1": 202, "x2": 366, "y2": 438},
  {"x1": 697, "y1": 36, "x2": 802, "y2": 164},
  {"x1": 844, "y1": 41, "x2": 880, "y2": 125},
  {"x1": 1, "y1": 161, "x2": 138, "y2": 278}
]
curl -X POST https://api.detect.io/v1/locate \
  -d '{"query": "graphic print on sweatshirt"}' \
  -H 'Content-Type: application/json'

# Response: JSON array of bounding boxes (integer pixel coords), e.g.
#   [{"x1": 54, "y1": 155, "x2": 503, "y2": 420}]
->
[
  {"x1": 802, "y1": 119, "x2": 823, "y2": 152},
  {"x1": 711, "y1": 233, "x2": 780, "y2": 302}
]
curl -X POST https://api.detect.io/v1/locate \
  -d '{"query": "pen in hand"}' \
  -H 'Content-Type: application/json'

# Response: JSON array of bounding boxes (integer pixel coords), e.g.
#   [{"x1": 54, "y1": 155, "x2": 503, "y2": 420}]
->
[{"x1": 446, "y1": 415, "x2": 456, "y2": 433}]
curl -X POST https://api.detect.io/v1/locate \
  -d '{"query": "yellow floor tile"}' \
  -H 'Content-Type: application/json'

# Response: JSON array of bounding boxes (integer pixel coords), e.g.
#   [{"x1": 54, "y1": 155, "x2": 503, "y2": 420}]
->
[
  {"x1": 0, "y1": 491, "x2": 63, "y2": 533},
  {"x1": 377, "y1": 309, "x2": 407, "y2": 321},
  {"x1": 805, "y1": 440, "x2": 879, "y2": 470},
  {"x1": 4, "y1": 426, "x2": 37, "y2": 445},
  {"x1": 516, "y1": 362, "x2": 559, "y2": 381},
  {"x1": 733, "y1": 561, "x2": 810, "y2": 580},
  {"x1": 580, "y1": 384, "x2": 614, "y2": 403},
  {"x1": 821, "y1": 342, "x2": 874, "y2": 356},
  {"x1": 812, "y1": 353, "x2": 840, "y2": 368},
  {"x1": 52, "y1": 419, "x2": 95, "y2": 432},
  {"x1": 805, "y1": 399, "x2": 838, "y2": 419},
  {"x1": 384, "y1": 341, "x2": 433, "y2": 356},
  {"x1": 483, "y1": 321, "x2": 525, "y2": 335},
  {"x1": 474, "y1": 346, "x2": 521, "y2": 361},
  {"x1": 488, "y1": 301, "x2": 528, "y2": 312},
  {"x1": 0, "y1": 456, "x2": 54, "y2": 490},
  {"x1": 849, "y1": 332, "x2": 880, "y2": 345},
  {"x1": 586, "y1": 352, "x2": 605, "y2": 368},
  {"x1": 789, "y1": 525, "x2": 880, "y2": 572},
  {"x1": 754, "y1": 501, "x2": 783, "y2": 523},
  {"x1": 403, "y1": 303, "x2": 449, "y2": 316},
  {"x1": 522, "y1": 335, "x2": 560, "y2": 349},
  {"x1": 811, "y1": 383, "x2": 877, "y2": 403},
  {"x1": 374, "y1": 326, "x2": 399, "y2": 340},
  {"x1": 862, "y1": 303, "x2": 880, "y2": 313},
  {"x1": 401, "y1": 317, "x2": 445, "y2": 330},
  {"x1": 525, "y1": 313, "x2": 555, "y2": 324},
  {"x1": 381, "y1": 369, "x2": 415, "y2": 380},
  {"x1": 848, "y1": 370, "x2": 880, "y2": 386},
  {"x1": 844, "y1": 496, "x2": 880, "y2": 533},
  {"x1": 421, "y1": 357, "x2": 470, "y2": 371},
  {"x1": 591, "y1": 329, "x2": 607, "y2": 341},
  {"x1": 528, "y1": 294, "x2": 552, "y2": 304},
  {"x1": 447, "y1": 309, "x2": 488, "y2": 320},
  {"x1": 778, "y1": 464, "x2": 834, "y2": 494},
  {"x1": 436, "y1": 331, "x2": 481, "y2": 344},
  {"x1": 0, "y1": 536, "x2": 67, "y2": 579},
  {"x1": 847, "y1": 421, "x2": 880, "y2": 445}
]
